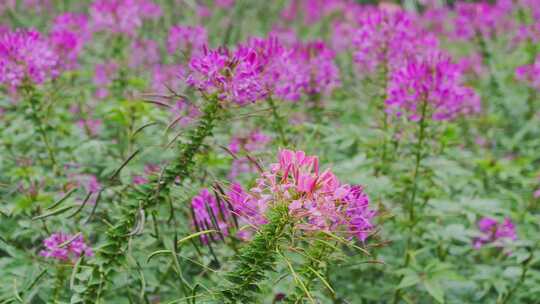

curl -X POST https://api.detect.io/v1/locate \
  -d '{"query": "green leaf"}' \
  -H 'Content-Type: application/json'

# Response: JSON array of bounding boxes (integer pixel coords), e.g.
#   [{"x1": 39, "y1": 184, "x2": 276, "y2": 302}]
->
[
  {"x1": 424, "y1": 279, "x2": 445, "y2": 303},
  {"x1": 397, "y1": 273, "x2": 421, "y2": 289}
]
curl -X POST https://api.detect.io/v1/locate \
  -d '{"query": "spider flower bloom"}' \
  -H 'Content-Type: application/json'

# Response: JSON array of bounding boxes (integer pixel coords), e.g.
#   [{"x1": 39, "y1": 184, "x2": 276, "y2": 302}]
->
[
  {"x1": 515, "y1": 55, "x2": 540, "y2": 91},
  {"x1": 191, "y1": 189, "x2": 232, "y2": 244},
  {"x1": 40, "y1": 232, "x2": 93, "y2": 261},
  {"x1": 385, "y1": 51, "x2": 481, "y2": 122},
  {"x1": 228, "y1": 149, "x2": 376, "y2": 242},
  {"x1": 353, "y1": 8, "x2": 438, "y2": 75},
  {"x1": 167, "y1": 25, "x2": 208, "y2": 58},
  {"x1": 49, "y1": 13, "x2": 90, "y2": 70},
  {"x1": 90, "y1": 0, "x2": 161, "y2": 36},
  {"x1": 0, "y1": 29, "x2": 58, "y2": 88},
  {"x1": 473, "y1": 217, "x2": 517, "y2": 249},
  {"x1": 453, "y1": 1, "x2": 515, "y2": 41},
  {"x1": 187, "y1": 46, "x2": 268, "y2": 105}
]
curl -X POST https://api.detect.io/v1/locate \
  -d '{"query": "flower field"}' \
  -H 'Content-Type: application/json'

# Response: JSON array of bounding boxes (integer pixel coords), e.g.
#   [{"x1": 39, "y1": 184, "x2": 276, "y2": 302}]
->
[{"x1": 0, "y1": 0, "x2": 539, "y2": 303}]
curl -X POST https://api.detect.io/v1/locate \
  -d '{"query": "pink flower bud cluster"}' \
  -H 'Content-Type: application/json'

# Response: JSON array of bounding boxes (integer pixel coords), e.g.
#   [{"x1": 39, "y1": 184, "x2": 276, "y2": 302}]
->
[
  {"x1": 473, "y1": 217, "x2": 517, "y2": 250},
  {"x1": 40, "y1": 232, "x2": 93, "y2": 262}
]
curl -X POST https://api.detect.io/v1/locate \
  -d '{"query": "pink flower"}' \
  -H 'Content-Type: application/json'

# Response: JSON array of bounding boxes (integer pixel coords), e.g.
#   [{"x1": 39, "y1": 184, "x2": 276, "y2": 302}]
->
[
  {"x1": 0, "y1": 29, "x2": 58, "y2": 87},
  {"x1": 515, "y1": 55, "x2": 540, "y2": 91},
  {"x1": 385, "y1": 51, "x2": 481, "y2": 121},
  {"x1": 40, "y1": 232, "x2": 93, "y2": 262},
  {"x1": 191, "y1": 189, "x2": 232, "y2": 244},
  {"x1": 90, "y1": 0, "x2": 161, "y2": 36},
  {"x1": 228, "y1": 149, "x2": 376, "y2": 242},
  {"x1": 215, "y1": 0, "x2": 235, "y2": 8},
  {"x1": 77, "y1": 119, "x2": 102, "y2": 136},
  {"x1": 151, "y1": 64, "x2": 185, "y2": 94},
  {"x1": 353, "y1": 8, "x2": 438, "y2": 76},
  {"x1": 453, "y1": 2, "x2": 515, "y2": 41},
  {"x1": 473, "y1": 217, "x2": 517, "y2": 250},
  {"x1": 167, "y1": 25, "x2": 207, "y2": 58},
  {"x1": 49, "y1": 13, "x2": 90, "y2": 71},
  {"x1": 129, "y1": 39, "x2": 160, "y2": 69},
  {"x1": 228, "y1": 130, "x2": 271, "y2": 179},
  {"x1": 93, "y1": 61, "x2": 119, "y2": 99},
  {"x1": 534, "y1": 188, "x2": 540, "y2": 199}
]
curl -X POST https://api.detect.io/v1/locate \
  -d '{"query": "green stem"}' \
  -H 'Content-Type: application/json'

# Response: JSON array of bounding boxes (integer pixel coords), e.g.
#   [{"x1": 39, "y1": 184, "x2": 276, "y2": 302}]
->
[
  {"x1": 393, "y1": 101, "x2": 429, "y2": 304},
  {"x1": 500, "y1": 251, "x2": 533, "y2": 304},
  {"x1": 81, "y1": 97, "x2": 222, "y2": 301},
  {"x1": 268, "y1": 97, "x2": 288, "y2": 146},
  {"x1": 23, "y1": 86, "x2": 58, "y2": 172},
  {"x1": 221, "y1": 204, "x2": 290, "y2": 303}
]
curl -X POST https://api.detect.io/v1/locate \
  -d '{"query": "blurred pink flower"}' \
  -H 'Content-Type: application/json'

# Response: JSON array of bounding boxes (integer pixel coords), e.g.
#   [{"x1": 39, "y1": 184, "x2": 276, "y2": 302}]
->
[
  {"x1": 473, "y1": 217, "x2": 517, "y2": 250},
  {"x1": 90, "y1": 0, "x2": 161, "y2": 36},
  {"x1": 40, "y1": 232, "x2": 93, "y2": 262},
  {"x1": 167, "y1": 25, "x2": 207, "y2": 58},
  {"x1": 0, "y1": 29, "x2": 58, "y2": 87}
]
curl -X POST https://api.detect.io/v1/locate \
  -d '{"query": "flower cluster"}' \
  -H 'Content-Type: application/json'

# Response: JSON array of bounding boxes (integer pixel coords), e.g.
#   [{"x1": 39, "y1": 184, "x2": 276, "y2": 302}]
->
[
  {"x1": 453, "y1": 1, "x2": 514, "y2": 41},
  {"x1": 385, "y1": 51, "x2": 481, "y2": 121},
  {"x1": 191, "y1": 188, "x2": 232, "y2": 244},
  {"x1": 0, "y1": 29, "x2": 58, "y2": 87},
  {"x1": 40, "y1": 232, "x2": 93, "y2": 261},
  {"x1": 473, "y1": 217, "x2": 517, "y2": 250},
  {"x1": 515, "y1": 55, "x2": 540, "y2": 91},
  {"x1": 90, "y1": 0, "x2": 161, "y2": 36},
  {"x1": 353, "y1": 8, "x2": 437, "y2": 75},
  {"x1": 186, "y1": 35, "x2": 340, "y2": 104},
  {"x1": 167, "y1": 25, "x2": 207, "y2": 58},
  {"x1": 49, "y1": 13, "x2": 90, "y2": 70},
  {"x1": 228, "y1": 149, "x2": 376, "y2": 241},
  {"x1": 93, "y1": 61, "x2": 118, "y2": 99}
]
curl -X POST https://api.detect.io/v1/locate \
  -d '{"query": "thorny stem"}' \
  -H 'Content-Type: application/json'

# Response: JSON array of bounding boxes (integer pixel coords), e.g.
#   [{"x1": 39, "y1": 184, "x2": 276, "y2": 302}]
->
[
  {"x1": 221, "y1": 204, "x2": 290, "y2": 303},
  {"x1": 80, "y1": 96, "x2": 222, "y2": 301},
  {"x1": 268, "y1": 97, "x2": 289, "y2": 146}
]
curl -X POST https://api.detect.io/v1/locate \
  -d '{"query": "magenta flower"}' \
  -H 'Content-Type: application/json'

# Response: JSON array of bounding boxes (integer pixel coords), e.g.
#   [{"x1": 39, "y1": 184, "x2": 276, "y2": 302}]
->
[
  {"x1": 533, "y1": 188, "x2": 540, "y2": 199},
  {"x1": 473, "y1": 217, "x2": 517, "y2": 250},
  {"x1": 228, "y1": 149, "x2": 376, "y2": 242},
  {"x1": 49, "y1": 13, "x2": 90, "y2": 70},
  {"x1": 167, "y1": 25, "x2": 207, "y2": 58},
  {"x1": 90, "y1": 0, "x2": 161, "y2": 36},
  {"x1": 77, "y1": 118, "x2": 102, "y2": 136},
  {"x1": 187, "y1": 46, "x2": 268, "y2": 105},
  {"x1": 191, "y1": 189, "x2": 232, "y2": 244},
  {"x1": 515, "y1": 55, "x2": 540, "y2": 91},
  {"x1": 93, "y1": 61, "x2": 119, "y2": 99},
  {"x1": 228, "y1": 130, "x2": 271, "y2": 180},
  {"x1": 353, "y1": 8, "x2": 437, "y2": 75},
  {"x1": 0, "y1": 29, "x2": 58, "y2": 88},
  {"x1": 385, "y1": 51, "x2": 481, "y2": 122},
  {"x1": 40, "y1": 232, "x2": 93, "y2": 262},
  {"x1": 151, "y1": 64, "x2": 185, "y2": 95},
  {"x1": 452, "y1": 1, "x2": 515, "y2": 41},
  {"x1": 215, "y1": 0, "x2": 235, "y2": 9},
  {"x1": 129, "y1": 39, "x2": 160, "y2": 69}
]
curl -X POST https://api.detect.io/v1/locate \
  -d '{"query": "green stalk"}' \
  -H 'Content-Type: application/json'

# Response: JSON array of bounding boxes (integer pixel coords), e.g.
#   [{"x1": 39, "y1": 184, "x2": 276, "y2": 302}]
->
[
  {"x1": 393, "y1": 100, "x2": 429, "y2": 304},
  {"x1": 268, "y1": 97, "x2": 289, "y2": 146},
  {"x1": 221, "y1": 204, "x2": 290, "y2": 303},
  {"x1": 22, "y1": 85, "x2": 58, "y2": 172}
]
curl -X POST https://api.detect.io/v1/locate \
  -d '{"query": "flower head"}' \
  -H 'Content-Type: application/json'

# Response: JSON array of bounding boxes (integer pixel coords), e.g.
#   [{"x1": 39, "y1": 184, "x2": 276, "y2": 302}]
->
[
  {"x1": 515, "y1": 55, "x2": 540, "y2": 91},
  {"x1": 191, "y1": 189, "x2": 232, "y2": 244},
  {"x1": 49, "y1": 13, "x2": 90, "y2": 70},
  {"x1": 385, "y1": 51, "x2": 481, "y2": 121},
  {"x1": 167, "y1": 25, "x2": 207, "y2": 58},
  {"x1": 228, "y1": 149, "x2": 376, "y2": 242},
  {"x1": 0, "y1": 29, "x2": 58, "y2": 87},
  {"x1": 473, "y1": 217, "x2": 517, "y2": 250},
  {"x1": 90, "y1": 0, "x2": 161, "y2": 36},
  {"x1": 40, "y1": 232, "x2": 93, "y2": 262}
]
